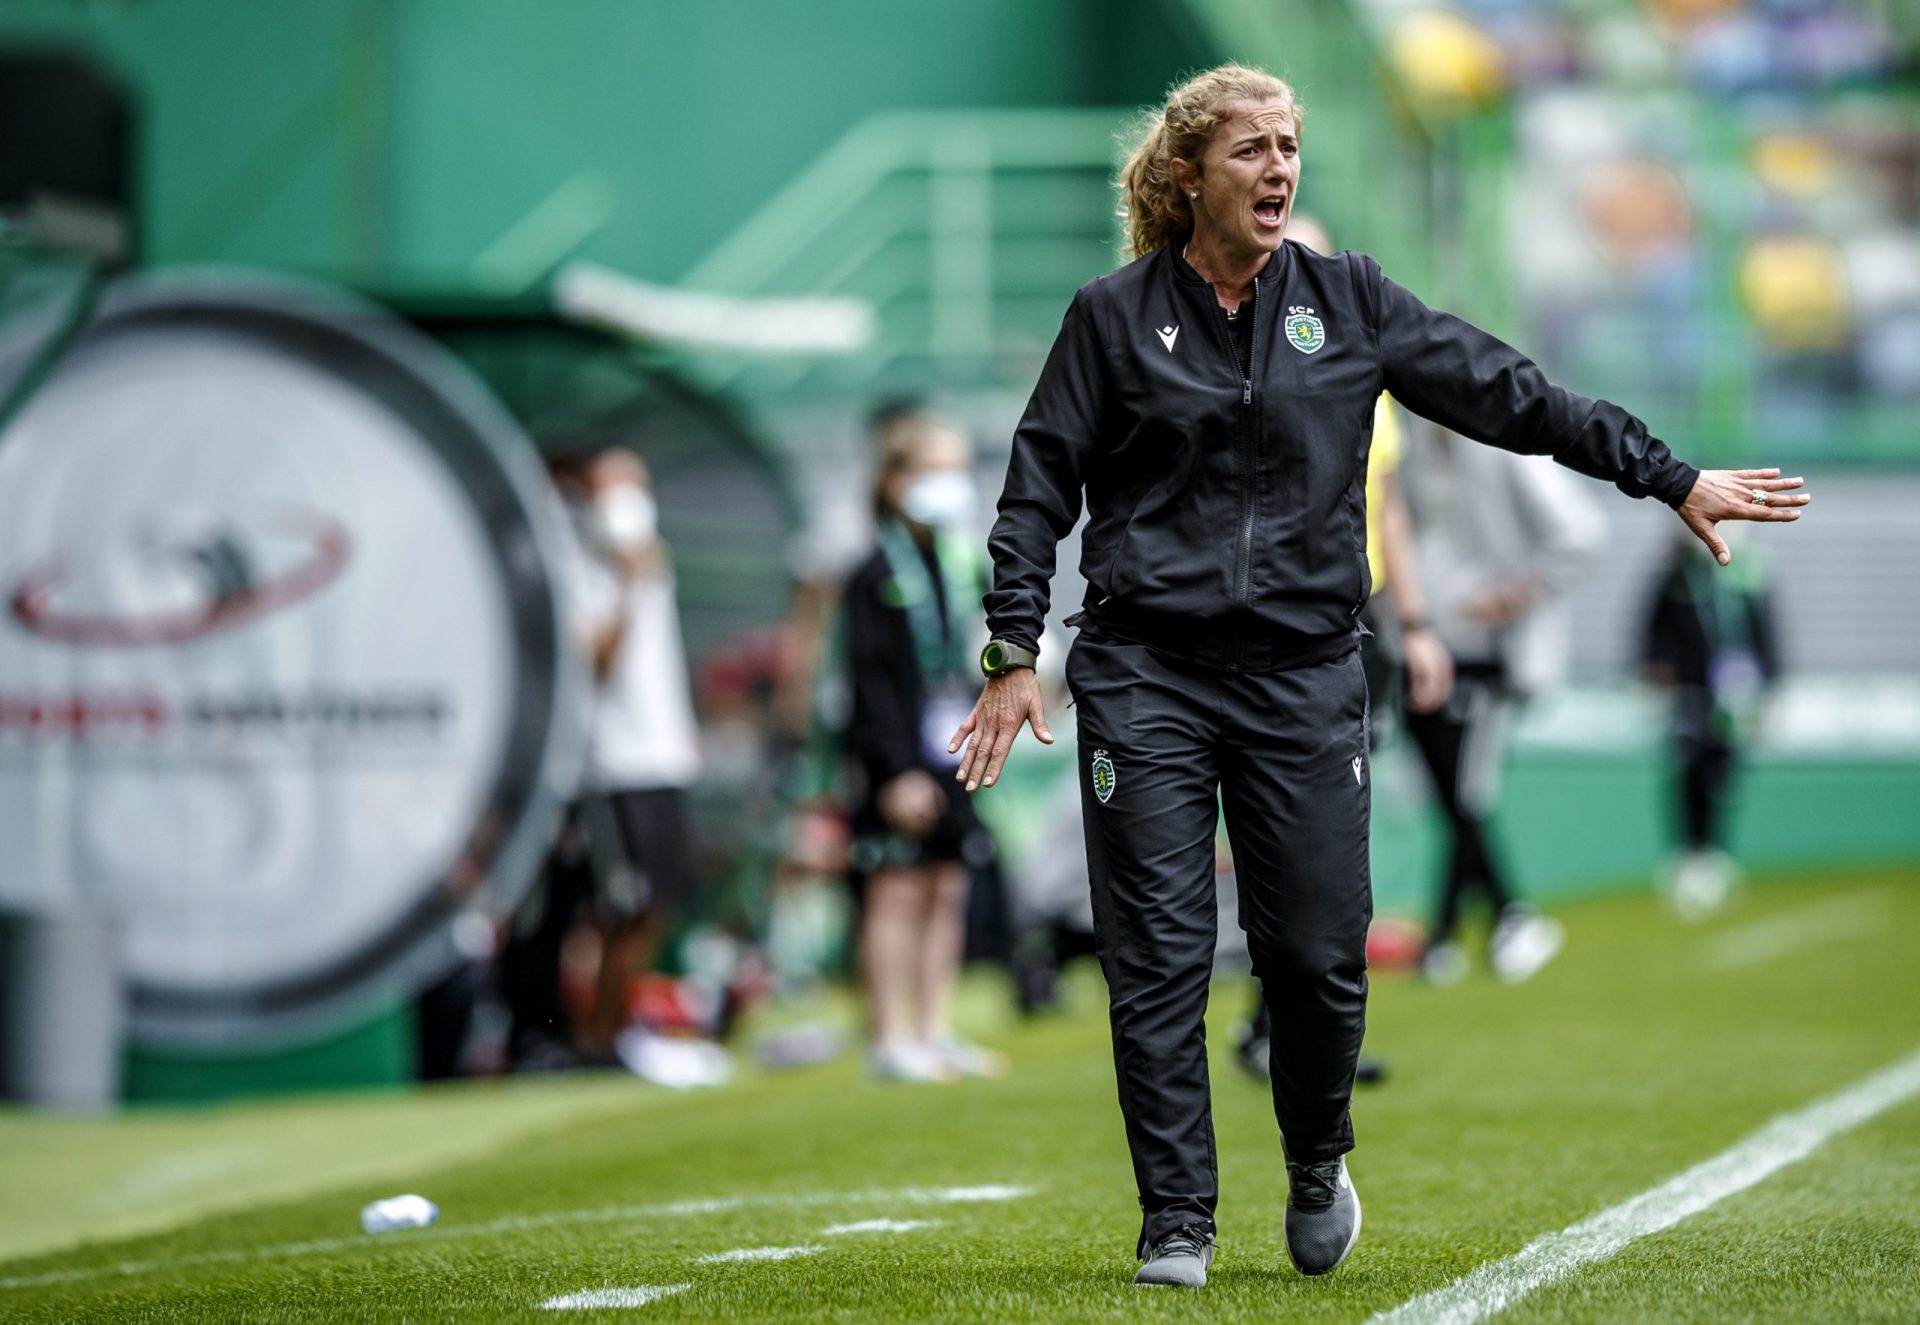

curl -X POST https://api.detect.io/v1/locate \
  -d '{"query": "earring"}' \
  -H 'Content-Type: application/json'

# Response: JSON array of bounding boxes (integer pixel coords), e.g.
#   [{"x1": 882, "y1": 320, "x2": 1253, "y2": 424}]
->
[{"x1": 1188, "y1": 192, "x2": 1198, "y2": 199}]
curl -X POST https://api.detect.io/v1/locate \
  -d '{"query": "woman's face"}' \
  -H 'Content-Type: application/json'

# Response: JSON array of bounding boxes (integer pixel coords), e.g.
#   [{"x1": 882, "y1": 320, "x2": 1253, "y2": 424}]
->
[
  {"x1": 1179, "y1": 98, "x2": 1301, "y2": 261},
  {"x1": 883, "y1": 430, "x2": 975, "y2": 528}
]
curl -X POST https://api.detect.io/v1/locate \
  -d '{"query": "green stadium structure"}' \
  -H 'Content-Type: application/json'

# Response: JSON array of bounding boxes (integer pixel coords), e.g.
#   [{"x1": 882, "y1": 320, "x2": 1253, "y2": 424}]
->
[{"x1": 2, "y1": 0, "x2": 1915, "y2": 1104}]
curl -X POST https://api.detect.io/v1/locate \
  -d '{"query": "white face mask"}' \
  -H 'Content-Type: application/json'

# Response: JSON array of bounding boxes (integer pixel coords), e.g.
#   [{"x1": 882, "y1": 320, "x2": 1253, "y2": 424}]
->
[
  {"x1": 589, "y1": 485, "x2": 657, "y2": 553},
  {"x1": 900, "y1": 471, "x2": 976, "y2": 530}
]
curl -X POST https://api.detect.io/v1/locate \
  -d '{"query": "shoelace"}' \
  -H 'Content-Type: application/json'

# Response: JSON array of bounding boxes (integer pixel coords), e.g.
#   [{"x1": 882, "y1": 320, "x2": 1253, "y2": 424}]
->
[
  {"x1": 1287, "y1": 1160, "x2": 1344, "y2": 1210},
  {"x1": 1151, "y1": 1226, "x2": 1211, "y2": 1260}
]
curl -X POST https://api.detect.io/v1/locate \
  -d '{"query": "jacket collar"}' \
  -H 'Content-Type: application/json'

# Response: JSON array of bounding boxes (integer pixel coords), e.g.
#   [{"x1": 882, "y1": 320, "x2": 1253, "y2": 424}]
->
[{"x1": 1168, "y1": 239, "x2": 1290, "y2": 289}]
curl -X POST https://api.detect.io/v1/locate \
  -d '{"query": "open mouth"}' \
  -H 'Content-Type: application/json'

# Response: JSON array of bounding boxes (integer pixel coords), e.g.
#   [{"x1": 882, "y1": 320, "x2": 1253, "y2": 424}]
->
[{"x1": 1253, "y1": 197, "x2": 1286, "y2": 226}]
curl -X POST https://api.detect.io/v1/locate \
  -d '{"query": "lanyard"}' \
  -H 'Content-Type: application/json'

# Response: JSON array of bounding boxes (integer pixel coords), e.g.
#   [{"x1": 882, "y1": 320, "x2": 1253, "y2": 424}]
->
[{"x1": 877, "y1": 518, "x2": 980, "y2": 688}]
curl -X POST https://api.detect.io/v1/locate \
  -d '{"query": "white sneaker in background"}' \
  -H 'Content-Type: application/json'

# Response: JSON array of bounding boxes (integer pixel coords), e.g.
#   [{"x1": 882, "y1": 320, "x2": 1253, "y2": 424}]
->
[
  {"x1": 1667, "y1": 849, "x2": 1738, "y2": 920},
  {"x1": 868, "y1": 1038, "x2": 955, "y2": 1084},
  {"x1": 1422, "y1": 940, "x2": 1470, "y2": 986},
  {"x1": 1489, "y1": 909, "x2": 1565, "y2": 983},
  {"x1": 615, "y1": 1027, "x2": 732, "y2": 1089},
  {"x1": 682, "y1": 1037, "x2": 735, "y2": 1087},
  {"x1": 926, "y1": 1037, "x2": 1009, "y2": 1080}
]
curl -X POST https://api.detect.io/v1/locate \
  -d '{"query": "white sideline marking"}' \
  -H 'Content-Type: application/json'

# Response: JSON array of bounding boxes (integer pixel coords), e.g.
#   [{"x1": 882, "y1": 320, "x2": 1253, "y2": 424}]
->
[
  {"x1": 1705, "y1": 891, "x2": 1892, "y2": 972},
  {"x1": 542, "y1": 1283, "x2": 690, "y2": 1310},
  {"x1": 0, "y1": 1183, "x2": 1033, "y2": 1292},
  {"x1": 693, "y1": 1244, "x2": 821, "y2": 1264},
  {"x1": 929, "y1": 1184, "x2": 1026, "y2": 1202},
  {"x1": 1370, "y1": 1045, "x2": 1920, "y2": 1325},
  {"x1": 821, "y1": 1219, "x2": 937, "y2": 1236}
]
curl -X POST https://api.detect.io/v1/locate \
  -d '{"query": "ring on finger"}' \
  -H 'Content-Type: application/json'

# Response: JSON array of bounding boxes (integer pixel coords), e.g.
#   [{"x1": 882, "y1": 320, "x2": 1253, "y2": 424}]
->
[{"x1": 1749, "y1": 488, "x2": 1770, "y2": 506}]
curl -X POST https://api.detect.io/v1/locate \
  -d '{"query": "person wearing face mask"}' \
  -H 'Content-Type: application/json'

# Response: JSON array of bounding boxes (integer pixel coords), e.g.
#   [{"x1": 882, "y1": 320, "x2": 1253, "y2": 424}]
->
[
  {"x1": 841, "y1": 416, "x2": 1007, "y2": 1083},
  {"x1": 952, "y1": 64, "x2": 1811, "y2": 1286},
  {"x1": 553, "y1": 446, "x2": 718, "y2": 1085}
]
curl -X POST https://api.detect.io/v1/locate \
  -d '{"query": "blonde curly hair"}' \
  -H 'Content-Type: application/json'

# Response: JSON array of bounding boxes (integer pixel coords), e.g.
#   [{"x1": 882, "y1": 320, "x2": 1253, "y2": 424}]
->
[{"x1": 1117, "y1": 65, "x2": 1303, "y2": 259}]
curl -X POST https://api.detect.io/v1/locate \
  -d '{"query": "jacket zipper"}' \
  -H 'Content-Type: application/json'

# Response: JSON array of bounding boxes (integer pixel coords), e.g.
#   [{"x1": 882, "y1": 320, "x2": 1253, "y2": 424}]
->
[{"x1": 1229, "y1": 285, "x2": 1258, "y2": 668}]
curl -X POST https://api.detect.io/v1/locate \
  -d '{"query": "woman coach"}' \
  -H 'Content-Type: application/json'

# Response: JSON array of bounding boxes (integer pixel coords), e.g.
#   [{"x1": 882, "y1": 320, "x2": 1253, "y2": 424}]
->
[{"x1": 947, "y1": 65, "x2": 1808, "y2": 1288}]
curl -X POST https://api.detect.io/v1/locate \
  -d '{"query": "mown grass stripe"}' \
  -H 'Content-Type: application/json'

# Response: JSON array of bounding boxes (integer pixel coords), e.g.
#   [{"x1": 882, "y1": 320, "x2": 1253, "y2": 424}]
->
[
  {"x1": 1370, "y1": 1044, "x2": 1920, "y2": 1325},
  {"x1": 1704, "y1": 889, "x2": 1893, "y2": 972},
  {"x1": 0, "y1": 1184, "x2": 1033, "y2": 1292}
]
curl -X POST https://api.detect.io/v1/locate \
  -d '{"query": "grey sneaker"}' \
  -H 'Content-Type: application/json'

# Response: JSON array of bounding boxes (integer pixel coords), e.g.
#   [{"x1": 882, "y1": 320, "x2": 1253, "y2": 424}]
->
[
  {"x1": 1285, "y1": 1157, "x2": 1361, "y2": 1275},
  {"x1": 1133, "y1": 1225, "x2": 1215, "y2": 1287}
]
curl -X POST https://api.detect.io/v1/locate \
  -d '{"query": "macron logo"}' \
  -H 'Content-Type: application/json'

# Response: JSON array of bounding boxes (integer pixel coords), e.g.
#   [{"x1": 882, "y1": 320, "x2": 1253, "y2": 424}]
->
[{"x1": 1156, "y1": 324, "x2": 1179, "y2": 353}]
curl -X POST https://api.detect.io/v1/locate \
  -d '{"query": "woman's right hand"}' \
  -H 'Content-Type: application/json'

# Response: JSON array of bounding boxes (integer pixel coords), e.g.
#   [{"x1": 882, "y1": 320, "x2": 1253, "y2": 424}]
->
[
  {"x1": 949, "y1": 669, "x2": 1053, "y2": 793},
  {"x1": 879, "y1": 770, "x2": 945, "y2": 836}
]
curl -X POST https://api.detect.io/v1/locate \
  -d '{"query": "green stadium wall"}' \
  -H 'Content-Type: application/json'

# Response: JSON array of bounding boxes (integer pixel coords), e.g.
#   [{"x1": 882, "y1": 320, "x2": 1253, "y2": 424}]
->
[{"x1": 0, "y1": 0, "x2": 1224, "y2": 284}]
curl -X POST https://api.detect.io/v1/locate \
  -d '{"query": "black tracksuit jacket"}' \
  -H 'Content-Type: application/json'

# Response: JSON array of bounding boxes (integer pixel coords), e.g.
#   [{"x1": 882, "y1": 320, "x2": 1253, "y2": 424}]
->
[{"x1": 984, "y1": 241, "x2": 1701, "y2": 671}]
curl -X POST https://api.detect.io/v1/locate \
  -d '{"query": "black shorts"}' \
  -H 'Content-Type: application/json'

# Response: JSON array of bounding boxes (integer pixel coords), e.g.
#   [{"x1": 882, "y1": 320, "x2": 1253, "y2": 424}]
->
[
  {"x1": 850, "y1": 772, "x2": 990, "y2": 874},
  {"x1": 600, "y1": 786, "x2": 700, "y2": 920}
]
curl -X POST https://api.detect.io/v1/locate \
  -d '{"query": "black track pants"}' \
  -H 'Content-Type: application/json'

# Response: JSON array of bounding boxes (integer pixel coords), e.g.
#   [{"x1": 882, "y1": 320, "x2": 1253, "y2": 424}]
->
[
  {"x1": 1404, "y1": 664, "x2": 1516, "y2": 944},
  {"x1": 1673, "y1": 687, "x2": 1737, "y2": 851},
  {"x1": 1066, "y1": 632, "x2": 1373, "y2": 1252}
]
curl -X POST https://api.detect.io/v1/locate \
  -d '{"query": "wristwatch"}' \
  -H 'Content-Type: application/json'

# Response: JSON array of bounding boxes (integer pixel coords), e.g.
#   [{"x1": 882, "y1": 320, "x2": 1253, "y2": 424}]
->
[{"x1": 980, "y1": 639, "x2": 1038, "y2": 679}]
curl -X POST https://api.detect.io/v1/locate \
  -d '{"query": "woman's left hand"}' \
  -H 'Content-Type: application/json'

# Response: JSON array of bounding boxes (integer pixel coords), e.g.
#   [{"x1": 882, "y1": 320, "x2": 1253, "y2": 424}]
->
[
  {"x1": 1402, "y1": 625, "x2": 1454, "y2": 714},
  {"x1": 1678, "y1": 469, "x2": 1809, "y2": 565}
]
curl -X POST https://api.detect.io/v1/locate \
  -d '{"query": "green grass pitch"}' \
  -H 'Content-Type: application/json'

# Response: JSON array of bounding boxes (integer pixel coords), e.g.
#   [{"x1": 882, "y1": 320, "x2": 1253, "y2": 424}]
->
[{"x1": 4, "y1": 866, "x2": 1918, "y2": 1322}]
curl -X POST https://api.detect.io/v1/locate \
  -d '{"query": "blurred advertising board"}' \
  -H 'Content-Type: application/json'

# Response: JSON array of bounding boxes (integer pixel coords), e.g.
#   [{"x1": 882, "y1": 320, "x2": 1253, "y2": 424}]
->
[{"x1": 0, "y1": 272, "x2": 583, "y2": 1049}]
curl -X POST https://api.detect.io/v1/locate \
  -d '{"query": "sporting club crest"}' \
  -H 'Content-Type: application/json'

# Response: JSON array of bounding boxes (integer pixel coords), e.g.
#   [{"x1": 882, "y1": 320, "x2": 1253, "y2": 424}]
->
[
  {"x1": 1285, "y1": 305, "x2": 1326, "y2": 355},
  {"x1": 1090, "y1": 748, "x2": 1116, "y2": 804}
]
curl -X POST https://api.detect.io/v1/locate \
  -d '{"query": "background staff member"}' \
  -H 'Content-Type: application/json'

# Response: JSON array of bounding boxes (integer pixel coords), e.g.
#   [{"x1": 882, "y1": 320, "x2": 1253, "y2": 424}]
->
[
  {"x1": 948, "y1": 64, "x2": 1811, "y2": 1288},
  {"x1": 541, "y1": 447, "x2": 726, "y2": 1089},
  {"x1": 844, "y1": 417, "x2": 1007, "y2": 1083},
  {"x1": 1639, "y1": 527, "x2": 1781, "y2": 917},
  {"x1": 1399, "y1": 429, "x2": 1605, "y2": 985}
]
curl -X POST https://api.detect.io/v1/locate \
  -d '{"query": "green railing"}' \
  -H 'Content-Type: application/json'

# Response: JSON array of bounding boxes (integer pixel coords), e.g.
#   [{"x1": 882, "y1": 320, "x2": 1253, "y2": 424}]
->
[
  {"x1": 672, "y1": 108, "x2": 1129, "y2": 401},
  {"x1": 653, "y1": 0, "x2": 1448, "y2": 404}
]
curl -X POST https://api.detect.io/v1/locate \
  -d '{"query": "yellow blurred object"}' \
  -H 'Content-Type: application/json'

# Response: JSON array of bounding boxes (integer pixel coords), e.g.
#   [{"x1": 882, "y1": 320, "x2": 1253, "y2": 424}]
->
[
  {"x1": 1389, "y1": 8, "x2": 1508, "y2": 111},
  {"x1": 1736, "y1": 235, "x2": 1850, "y2": 350},
  {"x1": 1750, "y1": 133, "x2": 1838, "y2": 200},
  {"x1": 1365, "y1": 394, "x2": 1401, "y2": 591}
]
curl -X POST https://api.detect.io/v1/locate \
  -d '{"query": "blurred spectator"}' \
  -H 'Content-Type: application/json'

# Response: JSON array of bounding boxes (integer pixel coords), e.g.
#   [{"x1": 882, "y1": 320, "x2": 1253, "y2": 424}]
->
[
  {"x1": 842, "y1": 416, "x2": 1005, "y2": 1082},
  {"x1": 776, "y1": 397, "x2": 937, "y2": 741},
  {"x1": 1639, "y1": 528, "x2": 1781, "y2": 917},
  {"x1": 1398, "y1": 425, "x2": 1605, "y2": 984},
  {"x1": 506, "y1": 446, "x2": 726, "y2": 1087}
]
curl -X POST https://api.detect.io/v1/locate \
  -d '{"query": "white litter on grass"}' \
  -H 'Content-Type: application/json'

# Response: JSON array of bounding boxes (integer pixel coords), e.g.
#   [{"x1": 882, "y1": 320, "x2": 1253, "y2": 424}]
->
[
  {"x1": 693, "y1": 1244, "x2": 821, "y2": 1264},
  {"x1": 1369, "y1": 1044, "x2": 1920, "y2": 1325},
  {"x1": 359, "y1": 1194, "x2": 439, "y2": 1234},
  {"x1": 1704, "y1": 890, "x2": 1892, "y2": 972},
  {"x1": 0, "y1": 1184, "x2": 1035, "y2": 1292},
  {"x1": 821, "y1": 1219, "x2": 937, "y2": 1236},
  {"x1": 541, "y1": 1283, "x2": 690, "y2": 1310}
]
